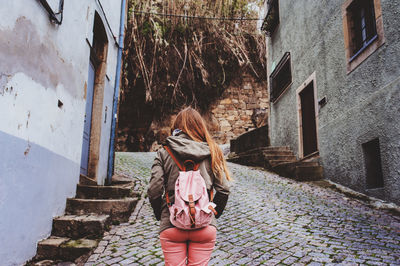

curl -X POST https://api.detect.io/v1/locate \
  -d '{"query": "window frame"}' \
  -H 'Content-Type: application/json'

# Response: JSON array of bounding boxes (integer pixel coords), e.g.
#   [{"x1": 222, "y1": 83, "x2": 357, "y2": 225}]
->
[
  {"x1": 342, "y1": 0, "x2": 385, "y2": 73},
  {"x1": 347, "y1": 0, "x2": 378, "y2": 61},
  {"x1": 269, "y1": 52, "x2": 292, "y2": 103},
  {"x1": 261, "y1": 0, "x2": 280, "y2": 37}
]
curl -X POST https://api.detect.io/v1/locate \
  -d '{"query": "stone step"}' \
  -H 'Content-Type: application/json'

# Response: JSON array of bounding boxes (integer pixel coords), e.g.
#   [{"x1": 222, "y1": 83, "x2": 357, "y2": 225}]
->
[
  {"x1": 36, "y1": 236, "x2": 97, "y2": 261},
  {"x1": 273, "y1": 160, "x2": 319, "y2": 169},
  {"x1": 297, "y1": 161, "x2": 319, "y2": 167},
  {"x1": 263, "y1": 150, "x2": 295, "y2": 156},
  {"x1": 269, "y1": 160, "x2": 295, "y2": 167},
  {"x1": 227, "y1": 153, "x2": 269, "y2": 168},
  {"x1": 76, "y1": 184, "x2": 135, "y2": 199},
  {"x1": 296, "y1": 165, "x2": 324, "y2": 173},
  {"x1": 79, "y1": 174, "x2": 97, "y2": 186},
  {"x1": 65, "y1": 198, "x2": 138, "y2": 222},
  {"x1": 295, "y1": 166, "x2": 324, "y2": 181},
  {"x1": 111, "y1": 175, "x2": 134, "y2": 185},
  {"x1": 272, "y1": 160, "x2": 320, "y2": 178},
  {"x1": 261, "y1": 146, "x2": 291, "y2": 151},
  {"x1": 52, "y1": 214, "x2": 110, "y2": 239},
  {"x1": 35, "y1": 237, "x2": 69, "y2": 261},
  {"x1": 263, "y1": 154, "x2": 297, "y2": 162},
  {"x1": 236, "y1": 147, "x2": 294, "y2": 157}
]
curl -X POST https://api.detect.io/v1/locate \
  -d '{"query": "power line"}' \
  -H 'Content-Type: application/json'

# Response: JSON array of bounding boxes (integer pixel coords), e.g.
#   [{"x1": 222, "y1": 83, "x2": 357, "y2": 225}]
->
[{"x1": 133, "y1": 10, "x2": 264, "y2": 21}]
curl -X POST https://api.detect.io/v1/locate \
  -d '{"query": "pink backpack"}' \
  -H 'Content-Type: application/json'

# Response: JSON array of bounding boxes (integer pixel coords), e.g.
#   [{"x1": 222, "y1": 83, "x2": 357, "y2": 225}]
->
[{"x1": 164, "y1": 146, "x2": 217, "y2": 230}]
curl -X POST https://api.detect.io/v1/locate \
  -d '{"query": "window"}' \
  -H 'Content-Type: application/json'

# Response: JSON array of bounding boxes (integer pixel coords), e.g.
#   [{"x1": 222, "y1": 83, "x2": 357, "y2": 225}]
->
[
  {"x1": 347, "y1": 0, "x2": 377, "y2": 59},
  {"x1": 261, "y1": 0, "x2": 279, "y2": 37},
  {"x1": 342, "y1": 0, "x2": 385, "y2": 73},
  {"x1": 270, "y1": 52, "x2": 291, "y2": 102},
  {"x1": 362, "y1": 138, "x2": 384, "y2": 189}
]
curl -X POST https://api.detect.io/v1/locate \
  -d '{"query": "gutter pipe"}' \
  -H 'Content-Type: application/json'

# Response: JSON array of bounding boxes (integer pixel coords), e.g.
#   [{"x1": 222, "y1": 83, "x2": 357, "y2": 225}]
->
[{"x1": 107, "y1": 0, "x2": 127, "y2": 185}]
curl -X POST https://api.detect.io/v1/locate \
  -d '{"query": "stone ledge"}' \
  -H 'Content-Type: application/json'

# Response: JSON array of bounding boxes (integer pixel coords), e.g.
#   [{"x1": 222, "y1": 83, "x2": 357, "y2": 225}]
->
[{"x1": 313, "y1": 180, "x2": 400, "y2": 217}]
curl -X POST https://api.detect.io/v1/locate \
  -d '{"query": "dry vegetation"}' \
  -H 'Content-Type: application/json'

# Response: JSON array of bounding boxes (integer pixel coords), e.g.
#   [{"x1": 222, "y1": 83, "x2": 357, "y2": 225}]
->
[{"x1": 118, "y1": 0, "x2": 267, "y2": 151}]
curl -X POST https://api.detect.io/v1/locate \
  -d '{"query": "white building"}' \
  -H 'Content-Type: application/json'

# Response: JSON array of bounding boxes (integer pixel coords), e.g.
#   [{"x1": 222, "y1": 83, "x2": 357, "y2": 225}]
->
[{"x1": 0, "y1": 0, "x2": 126, "y2": 264}]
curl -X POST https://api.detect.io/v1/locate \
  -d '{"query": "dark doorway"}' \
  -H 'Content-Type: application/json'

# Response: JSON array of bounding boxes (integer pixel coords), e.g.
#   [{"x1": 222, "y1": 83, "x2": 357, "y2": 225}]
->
[
  {"x1": 362, "y1": 138, "x2": 384, "y2": 189},
  {"x1": 299, "y1": 82, "x2": 318, "y2": 157}
]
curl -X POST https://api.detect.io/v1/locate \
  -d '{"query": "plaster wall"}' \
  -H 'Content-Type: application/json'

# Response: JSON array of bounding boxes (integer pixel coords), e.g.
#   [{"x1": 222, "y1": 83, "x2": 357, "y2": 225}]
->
[
  {"x1": 266, "y1": 0, "x2": 400, "y2": 203},
  {"x1": 0, "y1": 1, "x2": 122, "y2": 264}
]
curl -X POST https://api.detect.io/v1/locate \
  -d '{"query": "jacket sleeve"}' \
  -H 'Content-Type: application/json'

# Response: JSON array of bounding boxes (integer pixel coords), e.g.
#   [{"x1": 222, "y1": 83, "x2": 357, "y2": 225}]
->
[
  {"x1": 213, "y1": 171, "x2": 230, "y2": 219},
  {"x1": 148, "y1": 150, "x2": 165, "y2": 221}
]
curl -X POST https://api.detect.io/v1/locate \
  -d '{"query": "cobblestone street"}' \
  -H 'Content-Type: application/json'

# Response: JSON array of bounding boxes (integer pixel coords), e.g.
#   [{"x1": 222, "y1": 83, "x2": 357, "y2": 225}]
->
[{"x1": 85, "y1": 152, "x2": 400, "y2": 265}]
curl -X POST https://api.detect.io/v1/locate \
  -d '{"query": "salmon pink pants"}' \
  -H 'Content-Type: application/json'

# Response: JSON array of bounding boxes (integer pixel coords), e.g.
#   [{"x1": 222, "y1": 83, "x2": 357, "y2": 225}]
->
[{"x1": 160, "y1": 226, "x2": 216, "y2": 266}]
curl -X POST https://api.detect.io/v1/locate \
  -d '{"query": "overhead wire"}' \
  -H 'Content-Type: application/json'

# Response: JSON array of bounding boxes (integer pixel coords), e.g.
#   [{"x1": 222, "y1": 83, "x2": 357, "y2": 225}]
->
[{"x1": 133, "y1": 10, "x2": 264, "y2": 21}]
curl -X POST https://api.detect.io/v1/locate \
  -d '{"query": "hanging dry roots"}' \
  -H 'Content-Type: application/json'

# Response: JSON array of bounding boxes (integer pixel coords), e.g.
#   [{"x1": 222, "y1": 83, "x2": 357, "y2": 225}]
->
[{"x1": 122, "y1": 0, "x2": 267, "y2": 116}]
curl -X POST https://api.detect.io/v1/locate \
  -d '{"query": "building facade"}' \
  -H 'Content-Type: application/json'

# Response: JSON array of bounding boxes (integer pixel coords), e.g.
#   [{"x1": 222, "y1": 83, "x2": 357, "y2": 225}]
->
[
  {"x1": 263, "y1": 0, "x2": 399, "y2": 204},
  {"x1": 0, "y1": 1, "x2": 125, "y2": 264}
]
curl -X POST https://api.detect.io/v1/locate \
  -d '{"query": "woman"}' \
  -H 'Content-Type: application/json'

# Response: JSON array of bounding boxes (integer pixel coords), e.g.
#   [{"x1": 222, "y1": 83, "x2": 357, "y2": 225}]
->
[{"x1": 148, "y1": 107, "x2": 231, "y2": 266}]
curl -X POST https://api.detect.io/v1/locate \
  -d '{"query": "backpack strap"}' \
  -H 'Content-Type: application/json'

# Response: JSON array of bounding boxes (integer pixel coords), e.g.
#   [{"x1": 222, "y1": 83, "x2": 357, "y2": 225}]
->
[
  {"x1": 164, "y1": 145, "x2": 185, "y2": 171},
  {"x1": 163, "y1": 145, "x2": 183, "y2": 207}
]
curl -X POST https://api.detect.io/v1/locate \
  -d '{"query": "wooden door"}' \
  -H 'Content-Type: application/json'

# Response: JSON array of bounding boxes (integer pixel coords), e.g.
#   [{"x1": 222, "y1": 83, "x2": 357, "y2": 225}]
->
[
  {"x1": 80, "y1": 61, "x2": 96, "y2": 175},
  {"x1": 300, "y1": 83, "x2": 318, "y2": 157}
]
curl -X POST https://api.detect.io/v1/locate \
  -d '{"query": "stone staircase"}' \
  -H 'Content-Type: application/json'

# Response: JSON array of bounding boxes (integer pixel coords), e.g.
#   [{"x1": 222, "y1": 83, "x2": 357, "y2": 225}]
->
[
  {"x1": 228, "y1": 146, "x2": 293, "y2": 168},
  {"x1": 228, "y1": 146, "x2": 324, "y2": 181},
  {"x1": 31, "y1": 174, "x2": 139, "y2": 264},
  {"x1": 273, "y1": 160, "x2": 323, "y2": 182}
]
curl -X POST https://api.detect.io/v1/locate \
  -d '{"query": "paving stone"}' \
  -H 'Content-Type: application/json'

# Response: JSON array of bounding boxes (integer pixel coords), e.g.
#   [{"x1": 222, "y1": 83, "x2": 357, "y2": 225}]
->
[
  {"x1": 85, "y1": 152, "x2": 400, "y2": 265},
  {"x1": 119, "y1": 258, "x2": 135, "y2": 265},
  {"x1": 103, "y1": 256, "x2": 123, "y2": 264},
  {"x1": 234, "y1": 256, "x2": 253, "y2": 264}
]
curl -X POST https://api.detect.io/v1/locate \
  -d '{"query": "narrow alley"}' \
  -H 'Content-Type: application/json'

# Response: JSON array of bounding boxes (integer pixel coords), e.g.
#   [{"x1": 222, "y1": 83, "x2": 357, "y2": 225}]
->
[{"x1": 85, "y1": 152, "x2": 400, "y2": 265}]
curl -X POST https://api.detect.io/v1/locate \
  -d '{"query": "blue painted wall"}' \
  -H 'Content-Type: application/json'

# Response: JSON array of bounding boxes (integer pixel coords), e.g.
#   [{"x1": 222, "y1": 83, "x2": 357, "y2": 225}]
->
[{"x1": 0, "y1": 131, "x2": 79, "y2": 265}]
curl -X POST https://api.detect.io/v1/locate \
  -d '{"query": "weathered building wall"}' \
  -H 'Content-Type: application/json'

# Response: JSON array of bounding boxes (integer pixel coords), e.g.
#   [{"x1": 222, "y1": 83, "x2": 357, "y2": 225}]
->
[
  {"x1": 0, "y1": 1, "x2": 123, "y2": 264},
  {"x1": 210, "y1": 75, "x2": 269, "y2": 144},
  {"x1": 266, "y1": 0, "x2": 400, "y2": 203}
]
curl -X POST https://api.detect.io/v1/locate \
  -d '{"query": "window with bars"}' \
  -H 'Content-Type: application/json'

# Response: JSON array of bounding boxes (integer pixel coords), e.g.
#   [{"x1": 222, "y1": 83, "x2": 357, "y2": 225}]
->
[
  {"x1": 347, "y1": 0, "x2": 378, "y2": 60},
  {"x1": 270, "y1": 52, "x2": 291, "y2": 103}
]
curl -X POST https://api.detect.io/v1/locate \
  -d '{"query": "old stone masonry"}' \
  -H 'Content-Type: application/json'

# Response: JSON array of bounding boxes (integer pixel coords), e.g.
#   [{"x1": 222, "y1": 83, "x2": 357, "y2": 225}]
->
[{"x1": 85, "y1": 152, "x2": 400, "y2": 265}]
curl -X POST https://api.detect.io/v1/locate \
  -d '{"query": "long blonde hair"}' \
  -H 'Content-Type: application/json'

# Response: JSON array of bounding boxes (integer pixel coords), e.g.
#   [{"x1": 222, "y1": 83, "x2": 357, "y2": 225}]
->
[{"x1": 173, "y1": 107, "x2": 232, "y2": 181}]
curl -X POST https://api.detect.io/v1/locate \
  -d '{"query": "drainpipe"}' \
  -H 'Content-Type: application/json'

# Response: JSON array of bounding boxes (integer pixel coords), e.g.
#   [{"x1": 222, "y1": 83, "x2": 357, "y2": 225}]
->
[{"x1": 107, "y1": 0, "x2": 127, "y2": 185}]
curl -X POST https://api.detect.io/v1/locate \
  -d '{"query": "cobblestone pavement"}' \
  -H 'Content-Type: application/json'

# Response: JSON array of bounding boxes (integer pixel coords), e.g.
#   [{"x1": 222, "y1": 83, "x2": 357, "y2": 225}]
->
[{"x1": 86, "y1": 152, "x2": 400, "y2": 265}]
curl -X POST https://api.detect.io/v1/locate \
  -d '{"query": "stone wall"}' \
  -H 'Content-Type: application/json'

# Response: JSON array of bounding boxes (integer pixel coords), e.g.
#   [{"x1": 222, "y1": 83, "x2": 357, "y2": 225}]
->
[
  {"x1": 209, "y1": 75, "x2": 269, "y2": 144},
  {"x1": 230, "y1": 125, "x2": 269, "y2": 154},
  {"x1": 116, "y1": 74, "x2": 269, "y2": 151}
]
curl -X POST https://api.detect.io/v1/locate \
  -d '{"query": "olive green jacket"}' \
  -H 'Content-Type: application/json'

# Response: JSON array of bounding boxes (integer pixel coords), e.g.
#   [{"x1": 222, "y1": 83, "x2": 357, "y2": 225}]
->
[{"x1": 148, "y1": 132, "x2": 230, "y2": 233}]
